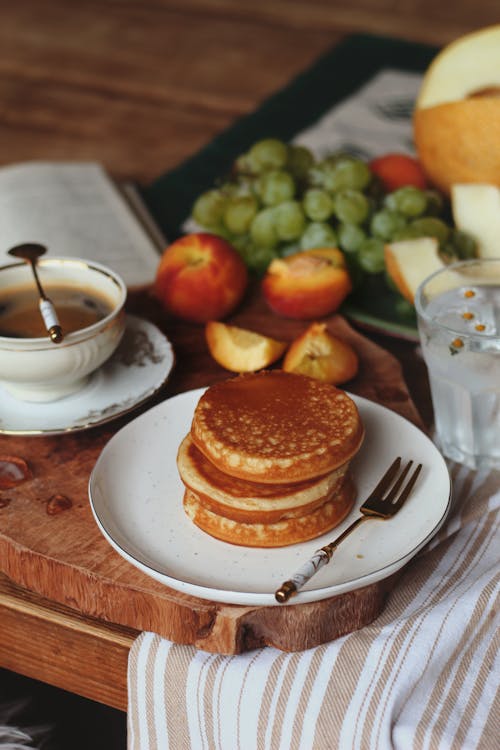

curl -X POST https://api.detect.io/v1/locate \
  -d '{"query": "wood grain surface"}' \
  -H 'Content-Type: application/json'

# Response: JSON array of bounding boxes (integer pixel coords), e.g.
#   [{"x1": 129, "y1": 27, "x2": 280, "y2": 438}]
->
[
  {"x1": 0, "y1": 1, "x2": 498, "y2": 184},
  {"x1": 0, "y1": 284, "x2": 423, "y2": 657}
]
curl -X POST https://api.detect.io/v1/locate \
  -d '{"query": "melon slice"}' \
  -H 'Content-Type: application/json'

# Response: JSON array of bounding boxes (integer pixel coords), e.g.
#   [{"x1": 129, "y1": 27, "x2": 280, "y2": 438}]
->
[
  {"x1": 451, "y1": 184, "x2": 500, "y2": 259},
  {"x1": 413, "y1": 25, "x2": 500, "y2": 194},
  {"x1": 416, "y1": 25, "x2": 500, "y2": 108},
  {"x1": 384, "y1": 237, "x2": 445, "y2": 303}
]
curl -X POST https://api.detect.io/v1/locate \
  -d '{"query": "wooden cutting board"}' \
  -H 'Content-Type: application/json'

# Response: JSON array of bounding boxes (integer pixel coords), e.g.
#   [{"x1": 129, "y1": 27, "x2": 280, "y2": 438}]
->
[{"x1": 0, "y1": 286, "x2": 424, "y2": 654}]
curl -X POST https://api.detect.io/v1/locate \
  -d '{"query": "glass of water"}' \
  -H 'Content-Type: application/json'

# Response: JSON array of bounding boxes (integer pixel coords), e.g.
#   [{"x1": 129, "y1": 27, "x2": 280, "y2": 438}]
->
[{"x1": 415, "y1": 258, "x2": 500, "y2": 470}]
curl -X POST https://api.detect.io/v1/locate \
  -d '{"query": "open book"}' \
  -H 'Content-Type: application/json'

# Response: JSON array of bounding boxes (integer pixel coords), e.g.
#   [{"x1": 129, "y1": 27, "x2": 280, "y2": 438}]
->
[{"x1": 0, "y1": 162, "x2": 164, "y2": 288}]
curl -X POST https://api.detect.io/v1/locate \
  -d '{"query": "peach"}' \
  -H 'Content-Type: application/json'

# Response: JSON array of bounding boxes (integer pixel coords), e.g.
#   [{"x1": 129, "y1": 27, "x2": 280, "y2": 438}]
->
[
  {"x1": 261, "y1": 247, "x2": 352, "y2": 319},
  {"x1": 283, "y1": 322, "x2": 358, "y2": 385},
  {"x1": 154, "y1": 233, "x2": 248, "y2": 324},
  {"x1": 205, "y1": 321, "x2": 287, "y2": 372}
]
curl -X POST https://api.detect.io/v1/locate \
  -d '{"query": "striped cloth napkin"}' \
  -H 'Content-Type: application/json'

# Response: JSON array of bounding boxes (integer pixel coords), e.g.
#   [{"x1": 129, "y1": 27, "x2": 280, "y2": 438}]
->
[{"x1": 127, "y1": 462, "x2": 499, "y2": 750}]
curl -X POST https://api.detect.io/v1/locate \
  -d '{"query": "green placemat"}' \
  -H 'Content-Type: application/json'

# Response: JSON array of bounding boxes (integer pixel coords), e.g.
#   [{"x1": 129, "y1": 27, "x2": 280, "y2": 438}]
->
[{"x1": 141, "y1": 33, "x2": 437, "y2": 241}]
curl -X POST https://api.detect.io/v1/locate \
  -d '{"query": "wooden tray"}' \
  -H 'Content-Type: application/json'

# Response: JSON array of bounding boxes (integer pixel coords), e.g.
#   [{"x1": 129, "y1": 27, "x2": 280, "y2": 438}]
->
[{"x1": 0, "y1": 287, "x2": 424, "y2": 654}]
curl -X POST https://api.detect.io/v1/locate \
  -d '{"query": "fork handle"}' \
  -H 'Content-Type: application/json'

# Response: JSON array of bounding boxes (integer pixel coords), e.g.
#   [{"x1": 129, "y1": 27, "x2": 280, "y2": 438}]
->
[{"x1": 275, "y1": 517, "x2": 365, "y2": 603}]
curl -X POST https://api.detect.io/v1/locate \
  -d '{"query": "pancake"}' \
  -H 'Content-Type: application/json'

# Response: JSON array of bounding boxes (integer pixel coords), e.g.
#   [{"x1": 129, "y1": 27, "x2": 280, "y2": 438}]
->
[
  {"x1": 182, "y1": 474, "x2": 356, "y2": 548},
  {"x1": 177, "y1": 434, "x2": 349, "y2": 524},
  {"x1": 191, "y1": 370, "x2": 364, "y2": 484}
]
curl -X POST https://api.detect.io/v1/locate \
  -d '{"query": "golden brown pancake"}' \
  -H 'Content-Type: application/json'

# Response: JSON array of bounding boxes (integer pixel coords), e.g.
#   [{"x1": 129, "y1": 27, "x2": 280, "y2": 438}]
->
[
  {"x1": 182, "y1": 474, "x2": 355, "y2": 548},
  {"x1": 177, "y1": 434, "x2": 349, "y2": 523},
  {"x1": 191, "y1": 370, "x2": 364, "y2": 484}
]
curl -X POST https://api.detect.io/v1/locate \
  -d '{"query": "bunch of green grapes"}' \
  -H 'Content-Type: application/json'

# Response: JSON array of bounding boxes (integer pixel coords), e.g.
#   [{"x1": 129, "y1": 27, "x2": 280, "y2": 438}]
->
[{"x1": 190, "y1": 137, "x2": 477, "y2": 277}]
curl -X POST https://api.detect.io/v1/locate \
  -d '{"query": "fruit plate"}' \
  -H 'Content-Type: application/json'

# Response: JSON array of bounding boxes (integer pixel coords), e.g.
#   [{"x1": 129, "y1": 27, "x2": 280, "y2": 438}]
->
[
  {"x1": 342, "y1": 301, "x2": 419, "y2": 342},
  {"x1": 342, "y1": 274, "x2": 419, "y2": 342},
  {"x1": 89, "y1": 388, "x2": 451, "y2": 607}
]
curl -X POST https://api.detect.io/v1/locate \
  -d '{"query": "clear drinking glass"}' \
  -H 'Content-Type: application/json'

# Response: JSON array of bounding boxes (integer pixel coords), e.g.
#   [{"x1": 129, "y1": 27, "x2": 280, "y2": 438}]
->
[{"x1": 415, "y1": 258, "x2": 500, "y2": 470}]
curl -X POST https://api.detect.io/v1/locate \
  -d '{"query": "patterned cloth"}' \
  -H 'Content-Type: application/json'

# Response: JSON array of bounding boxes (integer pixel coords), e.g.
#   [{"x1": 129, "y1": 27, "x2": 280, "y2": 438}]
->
[{"x1": 128, "y1": 462, "x2": 499, "y2": 749}]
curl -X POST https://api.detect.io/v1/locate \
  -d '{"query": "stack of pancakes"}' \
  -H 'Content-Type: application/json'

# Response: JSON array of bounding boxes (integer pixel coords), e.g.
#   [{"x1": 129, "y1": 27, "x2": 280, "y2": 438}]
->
[{"x1": 177, "y1": 370, "x2": 364, "y2": 547}]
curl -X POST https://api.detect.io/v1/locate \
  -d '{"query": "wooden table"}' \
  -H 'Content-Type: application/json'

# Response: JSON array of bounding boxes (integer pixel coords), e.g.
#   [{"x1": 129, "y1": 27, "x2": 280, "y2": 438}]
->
[{"x1": 0, "y1": 0, "x2": 497, "y2": 713}]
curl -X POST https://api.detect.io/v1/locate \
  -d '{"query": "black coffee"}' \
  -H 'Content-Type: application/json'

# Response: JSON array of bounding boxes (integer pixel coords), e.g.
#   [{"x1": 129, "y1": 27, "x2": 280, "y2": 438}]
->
[{"x1": 0, "y1": 284, "x2": 114, "y2": 338}]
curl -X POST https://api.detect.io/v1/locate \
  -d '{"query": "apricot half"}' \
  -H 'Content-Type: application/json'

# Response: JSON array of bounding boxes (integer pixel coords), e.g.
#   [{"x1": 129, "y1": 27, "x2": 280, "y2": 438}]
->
[
  {"x1": 261, "y1": 247, "x2": 352, "y2": 319},
  {"x1": 283, "y1": 322, "x2": 358, "y2": 385},
  {"x1": 205, "y1": 321, "x2": 287, "y2": 372}
]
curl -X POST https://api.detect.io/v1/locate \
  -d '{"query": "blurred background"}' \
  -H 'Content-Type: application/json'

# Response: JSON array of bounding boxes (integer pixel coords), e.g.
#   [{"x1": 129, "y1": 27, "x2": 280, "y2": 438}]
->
[{"x1": 0, "y1": 0, "x2": 498, "y2": 185}]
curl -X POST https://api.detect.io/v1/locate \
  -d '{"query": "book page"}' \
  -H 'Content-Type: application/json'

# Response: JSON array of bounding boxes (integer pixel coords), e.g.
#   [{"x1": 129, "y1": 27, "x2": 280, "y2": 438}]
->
[
  {"x1": 293, "y1": 69, "x2": 422, "y2": 158},
  {"x1": 0, "y1": 162, "x2": 164, "y2": 287}
]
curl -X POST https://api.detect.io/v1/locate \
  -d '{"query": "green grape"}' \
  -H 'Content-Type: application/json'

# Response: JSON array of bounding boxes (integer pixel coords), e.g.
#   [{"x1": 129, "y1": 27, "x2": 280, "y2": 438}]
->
[
  {"x1": 338, "y1": 222, "x2": 366, "y2": 254},
  {"x1": 232, "y1": 235, "x2": 277, "y2": 273},
  {"x1": 250, "y1": 207, "x2": 279, "y2": 248},
  {"x1": 370, "y1": 209, "x2": 407, "y2": 241},
  {"x1": 395, "y1": 297, "x2": 416, "y2": 320},
  {"x1": 424, "y1": 189, "x2": 445, "y2": 216},
  {"x1": 445, "y1": 228, "x2": 478, "y2": 260},
  {"x1": 274, "y1": 200, "x2": 306, "y2": 241},
  {"x1": 256, "y1": 169, "x2": 295, "y2": 206},
  {"x1": 248, "y1": 244, "x2": 279, "y2": 274},
  {"x1": 357, "y1": 238, "x2": 386, "y2": 274},
  {"x1": 230, "y1": 233, "x2": 252, "y2": 258},
  {"x1": 192, "y1": 189, "x2": 227, "y2": 228},
  {"x1": 223, "y1": 195, "x2": 258, "y2": 235},
  {"x1": 300, "y1": 221, "x2": 337, "y2": 250},
  {"x1": 303, "y1": 188, "x2": 334, "y2": 221},
  {"x1": 230, "y1": 175, "x2": 258, "y2": 197},
  {"x1": 333, "y1": 189, "x2": 370, "y2": 224},
  {"x1": 391, "y1": 225, "x2": 427, "y2": 242},
  {"x1": 322, "y1": 157, "x2": 372, "y2": 192},
  {"x1": 307, "y1": 164, "x2": 326, "y2": 188},
  {"x1": 247, "y1": 138, "x2": 288, "y2": 172},
  {"x1": 210, "y1": 226, "x2": 233, "y2": 242},
  {"x1": 384, "y1": 186, "x2": 428, "y2": 217},
  {"x1": 286, "y1": 144, "x2": 314, "y2": 179},
  {"x1": 234, "y1": 153, "x2": 255, "y2": 175},
  {"x1": 409, "y1": 217, "x2": 450, "y2": 245}
]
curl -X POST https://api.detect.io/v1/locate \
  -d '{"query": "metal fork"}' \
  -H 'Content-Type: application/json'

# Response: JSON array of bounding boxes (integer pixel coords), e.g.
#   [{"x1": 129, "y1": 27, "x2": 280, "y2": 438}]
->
[{"x1": 274, "y1": 457, "x2": 422, "y2": 603}]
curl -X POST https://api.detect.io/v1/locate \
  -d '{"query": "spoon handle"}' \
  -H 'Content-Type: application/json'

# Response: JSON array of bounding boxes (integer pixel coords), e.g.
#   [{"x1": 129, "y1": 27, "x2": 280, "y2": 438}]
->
[{"x1": 39, "y1": 299, "x2": 63, "y2": 343}]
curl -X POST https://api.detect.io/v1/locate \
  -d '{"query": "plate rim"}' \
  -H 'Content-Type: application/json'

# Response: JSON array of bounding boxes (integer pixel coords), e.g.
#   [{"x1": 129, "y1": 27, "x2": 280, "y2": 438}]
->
[{"x1": 89, "y1": 387, "x2": 452, "y2": 607}]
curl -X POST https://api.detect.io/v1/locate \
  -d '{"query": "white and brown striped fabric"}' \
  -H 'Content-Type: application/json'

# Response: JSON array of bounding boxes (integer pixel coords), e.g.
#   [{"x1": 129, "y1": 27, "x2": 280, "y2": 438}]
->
[{"x1": 128, "y1": 463, "x2": 499, "y2": 750}]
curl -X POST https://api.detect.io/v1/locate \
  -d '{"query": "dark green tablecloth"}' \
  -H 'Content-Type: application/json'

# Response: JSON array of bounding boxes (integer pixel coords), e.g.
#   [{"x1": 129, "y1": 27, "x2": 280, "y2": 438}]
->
[{"x1": 142, "y1": 33, "x2": 436, "y2": 241}]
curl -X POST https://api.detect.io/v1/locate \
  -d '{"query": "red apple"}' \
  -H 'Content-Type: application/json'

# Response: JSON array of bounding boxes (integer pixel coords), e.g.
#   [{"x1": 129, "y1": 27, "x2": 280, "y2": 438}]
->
[{"x1": 154, "y1": 233, "x2": 248, "y2": 323}]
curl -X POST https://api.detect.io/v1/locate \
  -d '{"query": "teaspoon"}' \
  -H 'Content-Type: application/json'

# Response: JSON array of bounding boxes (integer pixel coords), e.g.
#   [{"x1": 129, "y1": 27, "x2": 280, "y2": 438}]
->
[{"x1": 8, "y1": 243, "x2": 64, "y2": 343}]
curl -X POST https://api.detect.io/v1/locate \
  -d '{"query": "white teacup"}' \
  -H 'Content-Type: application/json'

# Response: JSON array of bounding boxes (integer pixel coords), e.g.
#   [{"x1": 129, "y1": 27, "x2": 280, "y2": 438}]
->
[{"x1": 0, "y1": 257, "x2": 127, "y2": 402}]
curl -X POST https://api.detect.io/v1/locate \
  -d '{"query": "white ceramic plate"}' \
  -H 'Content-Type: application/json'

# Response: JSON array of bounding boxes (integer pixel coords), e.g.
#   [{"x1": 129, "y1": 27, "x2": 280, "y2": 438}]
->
[
  {"x1": 89, "y1": 388, "x2": 452, "y2": 606},
  {"x1": 0, "y1": 315, "x2": 174, "y2": 435}
]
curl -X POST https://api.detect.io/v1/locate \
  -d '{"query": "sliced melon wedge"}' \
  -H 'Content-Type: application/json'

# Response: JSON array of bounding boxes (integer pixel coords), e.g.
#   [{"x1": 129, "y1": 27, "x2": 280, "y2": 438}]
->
[
  {"x1": 384, "y1": 237, "x2": 445, "y2": 303},
  {"x1": 451, "y1": 184, "x2": 500, "y2": 259}
]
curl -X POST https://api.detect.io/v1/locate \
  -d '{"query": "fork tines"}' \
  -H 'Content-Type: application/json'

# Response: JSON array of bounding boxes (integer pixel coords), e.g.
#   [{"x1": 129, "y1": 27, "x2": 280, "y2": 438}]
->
[{"x1": 390, "y1": 461, "x2": 422, "y2": 510}]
